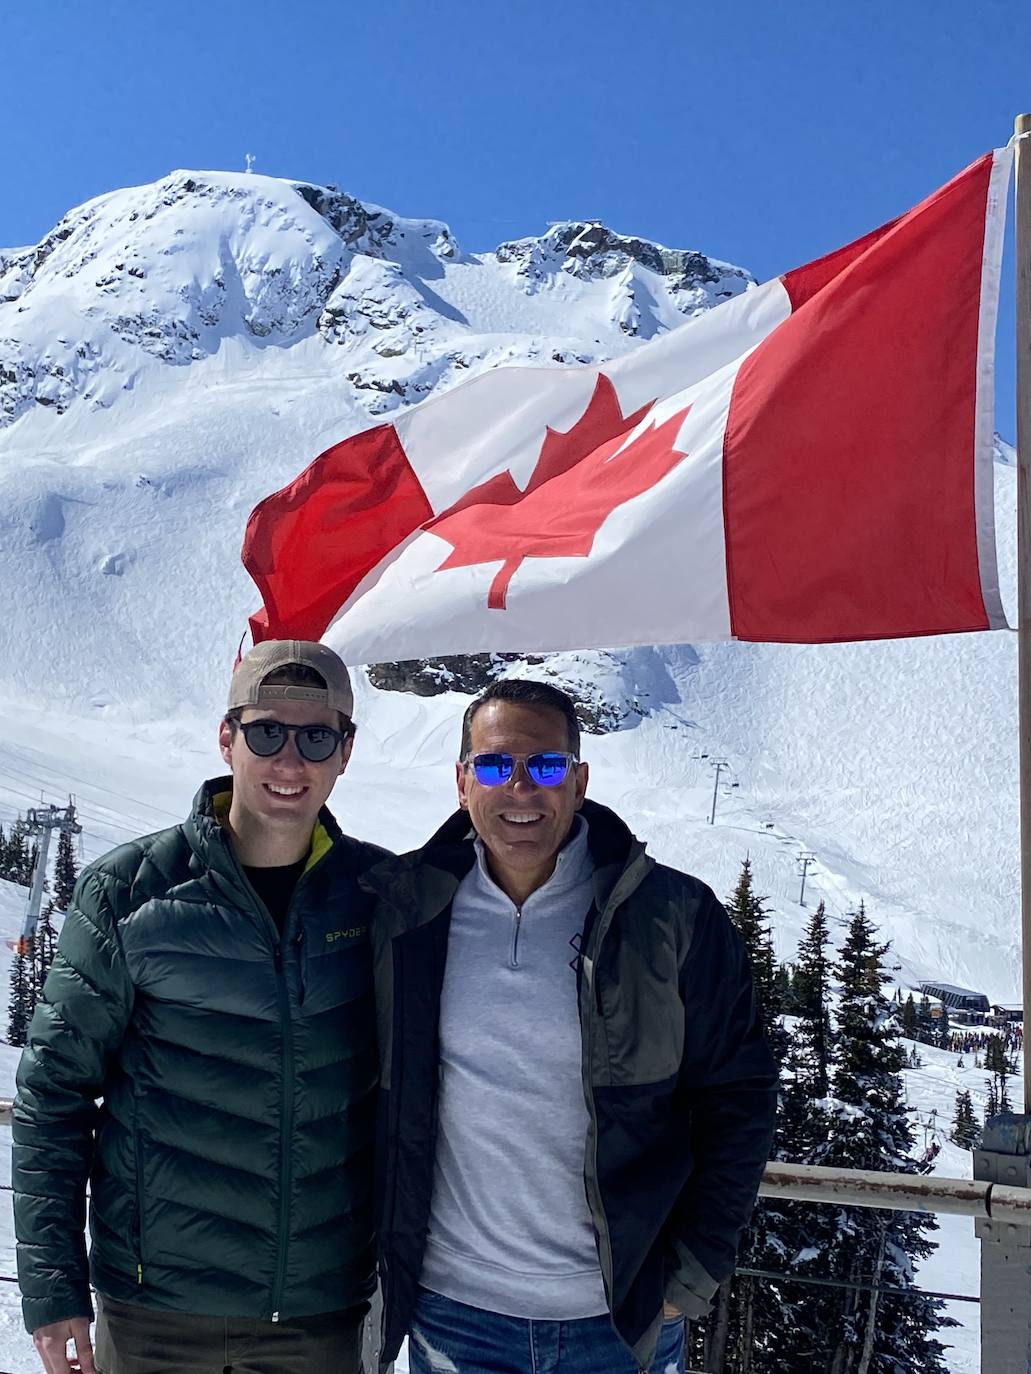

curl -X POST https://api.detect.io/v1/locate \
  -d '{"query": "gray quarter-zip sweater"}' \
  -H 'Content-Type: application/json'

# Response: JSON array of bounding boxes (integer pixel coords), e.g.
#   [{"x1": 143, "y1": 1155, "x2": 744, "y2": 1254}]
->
[{"x1": 420, "y1": 817, "x2": 608, "y2": 1319}]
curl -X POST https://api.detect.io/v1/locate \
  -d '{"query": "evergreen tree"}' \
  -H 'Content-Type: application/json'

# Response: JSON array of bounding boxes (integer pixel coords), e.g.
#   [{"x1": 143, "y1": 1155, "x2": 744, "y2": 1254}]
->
[
  {"x1": 701, "y1": 860, "x2": 789, "y2": 1373},
  {"x1": 985, "y1": 1035, "x2": 1009, "y2": 1076},
  {"x1": 820, "y1": 904, "x2": 951, "y2": 1373},
  {"x1": 772, "y1": 963, "x2": 792, "y2": 1017},
  {"x1": 951, "y1": 1090, "x2": 981, "y2": 1150},
  {"x1": 53, "y1": 827, "x2": 79, "y2": 911},
  {"x1": 985, "y1": 1076, "x2": 1000, "y2": 1120},
  {"x1": 936, "y1": 1002, "x2": 951, "y2": 1049},
  {"x1": 4, "y1": 820, "x2": 33, "y2": 887},
  {"x1": 26, "y1": 840, "x2": 40, "y2": 890},
  {"x1": 1000, "y1": 1075, "x2": 1013, "y2": 1115},
  {"x1": 900, "y1": 993, "x2": 918, "y2": 1040},
  {"x1": 790, "y1": 901, "x2": 834, "y2": 1103},
  {"x1": 33, "y1": 900, "x2": 59, "y2": 1000},
  {"x1": 985, "y1": 1037, "x2": 1012, "y2": 1119},
  {"x1": 7, "y1": 938, "x2": 33, "y2": 1047},
  {"x1": 724, "y1": 858, "x2": 788, "y2": 1064},
  {"x1": 917, "y1": 994, "x2": 935, "y2": 1045},
  {"x1": 755, "y1": 901, "x2": 840, "y2": 1373}
]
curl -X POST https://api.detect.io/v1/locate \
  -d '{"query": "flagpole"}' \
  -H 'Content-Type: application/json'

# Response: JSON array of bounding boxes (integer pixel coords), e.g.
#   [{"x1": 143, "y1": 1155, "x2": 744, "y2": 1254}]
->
[{"x1": 1016, "y1": 113, "x2": 1031, "y2": 1114}]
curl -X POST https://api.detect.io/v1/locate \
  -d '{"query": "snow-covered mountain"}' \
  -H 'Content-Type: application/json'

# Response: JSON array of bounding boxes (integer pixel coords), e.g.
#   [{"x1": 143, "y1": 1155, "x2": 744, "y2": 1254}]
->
[
  {"x1": 0, "y1": 168, "x2": 1019, "y2": 1009},
  {"x1": 0, "y1": 169, "x2": 751, "y2": 426}
]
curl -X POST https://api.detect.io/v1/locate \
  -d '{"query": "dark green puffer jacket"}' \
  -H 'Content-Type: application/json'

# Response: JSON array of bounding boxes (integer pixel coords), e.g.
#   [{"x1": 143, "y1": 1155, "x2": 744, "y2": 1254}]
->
[{"x1": 13, "y1": 777, "x2": 383, "y2": 1334}]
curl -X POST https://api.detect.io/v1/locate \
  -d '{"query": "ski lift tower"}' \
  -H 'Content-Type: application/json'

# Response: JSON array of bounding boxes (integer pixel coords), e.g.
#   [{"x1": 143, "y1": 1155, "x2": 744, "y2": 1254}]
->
[{"x1": 19, "y1": 801, "x2": 81, "y2": 952}]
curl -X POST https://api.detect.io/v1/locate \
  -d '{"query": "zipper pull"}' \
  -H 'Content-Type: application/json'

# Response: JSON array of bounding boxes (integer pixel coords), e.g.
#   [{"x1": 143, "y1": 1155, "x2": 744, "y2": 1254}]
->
[{"x1": 295, "y1": 928, "x2": 306, "y2": 1006}]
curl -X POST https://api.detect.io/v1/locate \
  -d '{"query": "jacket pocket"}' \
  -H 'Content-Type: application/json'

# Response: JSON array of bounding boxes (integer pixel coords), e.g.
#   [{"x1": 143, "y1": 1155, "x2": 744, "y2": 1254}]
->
[{"x1": 596, "y1": 936, "x2": 685, "y2": 1086}]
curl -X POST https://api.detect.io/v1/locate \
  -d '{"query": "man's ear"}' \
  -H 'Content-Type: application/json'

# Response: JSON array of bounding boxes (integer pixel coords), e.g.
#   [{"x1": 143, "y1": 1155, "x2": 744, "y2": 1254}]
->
[
  {"x1": 456, "y1": 760, "x2": 470, "y2": 810},
  {"x1": 574, "y1": 761, "x2": 589, "y2": 811},
  {"x1": 339, "y1": 735, "x2": 355, "y2": 774},
  {"x1": 218, "y1": 717, "x2": 234, "y2": 768}
]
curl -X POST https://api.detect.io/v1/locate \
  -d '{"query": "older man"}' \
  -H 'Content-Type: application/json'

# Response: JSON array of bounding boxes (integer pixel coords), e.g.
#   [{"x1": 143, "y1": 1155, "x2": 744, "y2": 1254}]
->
[
  {"x1": 365, "y1": 678, "x2": 777, "y2": 1374},
  {"x1": 14, "y1": 641, "x2": 382, "y2": 1374}
]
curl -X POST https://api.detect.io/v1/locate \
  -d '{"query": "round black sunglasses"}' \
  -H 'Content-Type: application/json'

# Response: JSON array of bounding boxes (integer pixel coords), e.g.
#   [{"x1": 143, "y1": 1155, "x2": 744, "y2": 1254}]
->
[{"x1": 232, "y1": 717, "x2": 352, "y2": 763}]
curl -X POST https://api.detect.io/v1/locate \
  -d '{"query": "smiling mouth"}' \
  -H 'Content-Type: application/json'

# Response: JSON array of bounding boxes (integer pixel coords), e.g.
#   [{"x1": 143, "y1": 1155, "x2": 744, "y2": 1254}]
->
[
  {"x1": 500, "y1": 812, "x2": 544, "y2": 825},
  {"x1": 264, "y1": 784, "x2": 308, "y2": 798}
]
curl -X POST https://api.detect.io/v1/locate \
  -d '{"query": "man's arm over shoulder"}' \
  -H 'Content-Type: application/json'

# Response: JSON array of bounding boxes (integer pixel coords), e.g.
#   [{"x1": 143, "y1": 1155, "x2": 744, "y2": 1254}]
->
[
  {"x1": 663, "y1": 879, "x2": 778, "y2": 1318},
  {"x1": 13, "y1": 864, "x2": 136, "y2": 1333}
]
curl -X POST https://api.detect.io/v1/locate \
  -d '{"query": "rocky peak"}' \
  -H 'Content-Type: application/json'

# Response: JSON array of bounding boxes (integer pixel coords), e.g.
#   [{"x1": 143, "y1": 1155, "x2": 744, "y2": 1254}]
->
[
  {"x1": 497, "y1": 220, "x2": 752, "y2": 295},
  {"x1": 366, "y1": 646, "x2": 680, "y2": 734}
]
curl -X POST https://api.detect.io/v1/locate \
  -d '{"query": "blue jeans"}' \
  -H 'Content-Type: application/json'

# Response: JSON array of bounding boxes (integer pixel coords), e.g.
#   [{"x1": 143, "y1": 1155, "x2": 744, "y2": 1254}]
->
[{"x1": 408, "y1": 1288, "x2": 686, "y2": 1374}]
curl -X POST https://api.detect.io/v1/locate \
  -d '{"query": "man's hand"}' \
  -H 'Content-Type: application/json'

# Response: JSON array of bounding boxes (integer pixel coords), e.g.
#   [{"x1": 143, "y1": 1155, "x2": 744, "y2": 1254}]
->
[
  {"x1": 32, "y1": 1318, "x2": 95, "y2": 1374},
  {"x1": 663, "y1": 1301, "x2": 684, "y2": 1321}
]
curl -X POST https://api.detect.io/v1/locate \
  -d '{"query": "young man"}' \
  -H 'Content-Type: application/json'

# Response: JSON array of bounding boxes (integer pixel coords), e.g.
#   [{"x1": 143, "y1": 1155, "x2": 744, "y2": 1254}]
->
[
  {"x1": 14, "y1": 640, "x2": 383, "y2": 1374},
  {"x1": 365, "y1": 679, "x2": 778, "y2": 1374}
]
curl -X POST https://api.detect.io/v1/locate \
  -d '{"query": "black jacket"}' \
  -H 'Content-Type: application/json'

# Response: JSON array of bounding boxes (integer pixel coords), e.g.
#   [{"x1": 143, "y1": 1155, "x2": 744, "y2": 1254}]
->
[
  {"x1": 13, "y1": 777, "x2": 384, "y2": 1332},
  {"x1": 362, "y1": 799, "x2": 778, "y2": 1368}
]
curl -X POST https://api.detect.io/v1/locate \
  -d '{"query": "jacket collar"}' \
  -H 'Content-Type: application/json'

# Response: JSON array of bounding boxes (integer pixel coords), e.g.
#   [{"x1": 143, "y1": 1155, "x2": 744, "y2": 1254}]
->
[
  {"x1": 183, "y1": 775, "x2": 342, "y2": 877},
  {"x1": 363, "y1": 797, "x2": 653, "y2": 936}
]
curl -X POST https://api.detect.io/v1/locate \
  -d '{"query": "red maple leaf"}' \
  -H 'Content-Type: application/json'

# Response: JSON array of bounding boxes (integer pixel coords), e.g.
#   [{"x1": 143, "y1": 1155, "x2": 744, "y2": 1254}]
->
[{"x1": 427, "y1": 373, "x2": 691, "y2": 608}]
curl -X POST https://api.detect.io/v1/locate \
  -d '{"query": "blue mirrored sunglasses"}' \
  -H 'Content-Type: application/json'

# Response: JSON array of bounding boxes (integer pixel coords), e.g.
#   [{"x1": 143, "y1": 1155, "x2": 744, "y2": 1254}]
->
[{"x1": 466, "y1": 751, "x2": 578, "y2": 787}]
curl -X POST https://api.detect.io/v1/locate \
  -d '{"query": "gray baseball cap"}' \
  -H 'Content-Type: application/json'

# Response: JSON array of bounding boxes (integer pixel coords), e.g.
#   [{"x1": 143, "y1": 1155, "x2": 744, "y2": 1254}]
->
[{"x1": 228, "y1": 640, "x2": 354, "y2": 718}]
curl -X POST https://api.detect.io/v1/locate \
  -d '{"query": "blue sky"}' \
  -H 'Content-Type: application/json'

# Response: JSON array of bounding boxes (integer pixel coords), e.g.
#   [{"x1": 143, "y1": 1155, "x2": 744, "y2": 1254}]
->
[{"x1": 2, "y1": 0, "x2": 1027, "y2": 434}]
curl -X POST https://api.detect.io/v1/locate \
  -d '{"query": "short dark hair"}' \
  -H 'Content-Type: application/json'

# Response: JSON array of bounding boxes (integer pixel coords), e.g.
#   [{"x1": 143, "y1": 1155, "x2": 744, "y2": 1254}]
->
[
  {"x1": 460, "y1": 679, "x2": 581, "y2": 758},
  {"x1": 261, "y1": 664, "x2": 327, "y2": 690}
]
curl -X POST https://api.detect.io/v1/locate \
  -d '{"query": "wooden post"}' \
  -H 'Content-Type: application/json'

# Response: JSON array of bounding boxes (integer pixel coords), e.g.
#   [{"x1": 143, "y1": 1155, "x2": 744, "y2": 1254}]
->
[{"x1": 1017, "y1": 113, "x2": 1031, "y2": 1113}]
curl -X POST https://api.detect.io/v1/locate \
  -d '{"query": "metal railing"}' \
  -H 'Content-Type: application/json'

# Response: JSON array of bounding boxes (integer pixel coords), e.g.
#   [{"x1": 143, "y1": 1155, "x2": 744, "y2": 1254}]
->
[
  {"x1": 758, "y1": 1127, "x2": 1031, "y2": 1374},
  {"x1": 3, "y1": 1100, "x2": 1027, "y2": 1370},
  {"x1": 759, "y1": 1158, "x2": 1031, "y2": 1223}
]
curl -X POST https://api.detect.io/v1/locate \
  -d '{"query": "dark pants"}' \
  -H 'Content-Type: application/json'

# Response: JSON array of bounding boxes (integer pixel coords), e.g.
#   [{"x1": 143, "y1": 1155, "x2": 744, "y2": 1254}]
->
[
  {"x1": 408, "y1": 1289, "x2": 685, "y2": 1374},
  {"x1": 94, "y1": 1294, "x2": 364, "y2": 1374}
]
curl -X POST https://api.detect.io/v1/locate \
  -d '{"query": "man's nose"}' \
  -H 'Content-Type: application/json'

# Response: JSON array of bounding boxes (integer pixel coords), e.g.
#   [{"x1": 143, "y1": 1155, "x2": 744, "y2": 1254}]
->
[{"x1": 272, "y1": 735, "x2": 308, "y2": 766}]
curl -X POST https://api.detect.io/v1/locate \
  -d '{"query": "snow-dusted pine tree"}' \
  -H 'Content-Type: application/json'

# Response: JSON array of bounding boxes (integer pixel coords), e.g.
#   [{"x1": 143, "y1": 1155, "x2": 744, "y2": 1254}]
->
[
  {"x1": 755, "y1": 901, "x2": 841, "y2": 1373},
  {"x1": 985, "y1": 1036, "x2": 1013, "y2": 1118},
  {"x1": 917, "y1": 994, "x2": 935, "y2": 1045},
  {"x1": 704, "y1": 860, "x2": 792, "y2": 1373},
  {"x1": 951, "y1": 1090, "x2": 980, "y2": 1150},
  {"x1": 725, "y1": 858, "x2": 788, "y2": 1065},
  {"x1": 3, "y1": 820, "x2": 33, "y2": 887},
  {"x1": 33, "y1": 899, "x2": 58, "y2": 1003},
  {"x1": 53, "y1": 826, "x2": 79, "y2": 911},
  {"x1": 985, "y1": 1075, "x2": 1000, "y2": 1120},
  {"x1": 821, "y1": 903, "x2": 951, "y2": 1374},
  {"x1": 7, "y1": 938, "x2": 33, "y2": 1047}
]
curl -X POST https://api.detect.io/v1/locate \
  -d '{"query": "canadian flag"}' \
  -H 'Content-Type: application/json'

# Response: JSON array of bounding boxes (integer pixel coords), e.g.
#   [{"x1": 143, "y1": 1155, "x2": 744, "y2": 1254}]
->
[{"x1": 243, "y1": 148, "x2": 1012, "y2": 661}]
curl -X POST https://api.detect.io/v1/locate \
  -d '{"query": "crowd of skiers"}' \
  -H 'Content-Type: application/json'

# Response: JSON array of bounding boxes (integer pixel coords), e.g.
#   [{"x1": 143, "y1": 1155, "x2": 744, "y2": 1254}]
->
[{"x1": 947, "y1": 1027, "x2": 1023, "y2": 1058}]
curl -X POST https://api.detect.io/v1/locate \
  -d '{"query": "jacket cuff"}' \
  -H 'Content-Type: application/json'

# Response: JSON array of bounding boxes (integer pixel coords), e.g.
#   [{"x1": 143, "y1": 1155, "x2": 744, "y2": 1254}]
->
[
  {"x1": 664, "y1": 1240, "x2": 719, "y2": 1319},
  {"x1": 23, "y1": 1290, "x2": 94, "y2": 1335}
]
